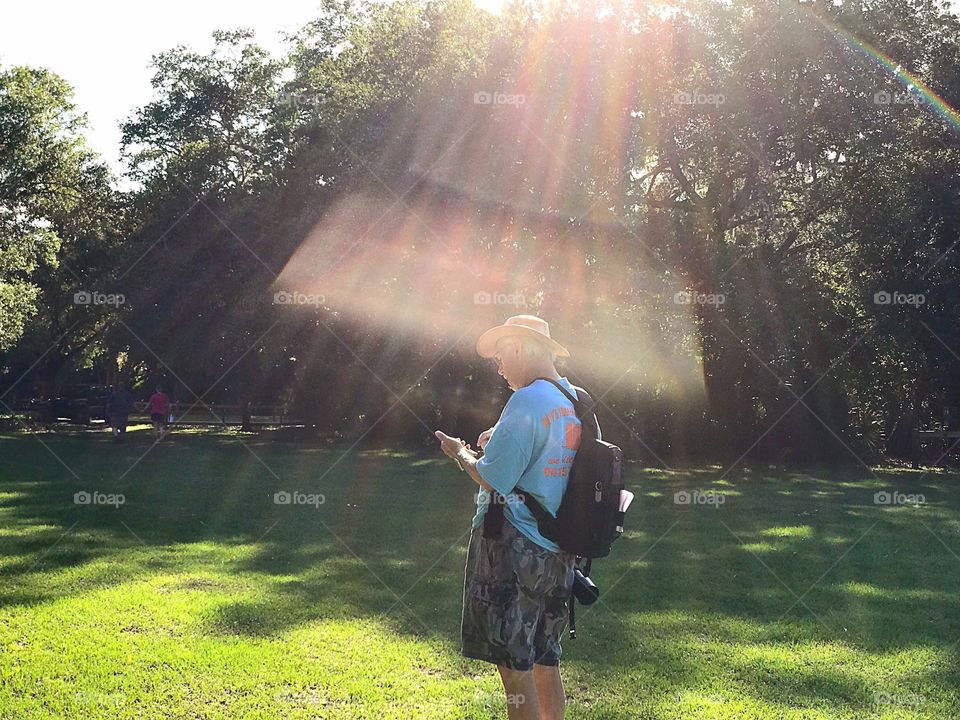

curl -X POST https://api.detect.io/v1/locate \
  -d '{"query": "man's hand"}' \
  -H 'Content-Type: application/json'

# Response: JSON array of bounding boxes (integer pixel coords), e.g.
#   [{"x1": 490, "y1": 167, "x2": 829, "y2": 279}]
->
[
  {"x1": 434, "y1": 430, "x2": 474, "y2": 459},
  {"x1": 477, "y1": 427, "x2": 494, "y2": 449},
  {"x1": 434, "y1": 431, "x2": 490, "y2": 491}
]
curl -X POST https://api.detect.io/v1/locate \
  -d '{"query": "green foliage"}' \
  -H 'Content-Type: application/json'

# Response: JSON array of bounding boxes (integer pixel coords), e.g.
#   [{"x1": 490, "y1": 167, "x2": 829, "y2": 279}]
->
[
  {"x1": 121, "y1": 29, "x2": 284, "y2": 196},
  {"x1": 0, "y1": 66, "x2": 103, "y2": 351},
  {"x1": 3, "y1": 0, "x2": 960, "y2": 462}
]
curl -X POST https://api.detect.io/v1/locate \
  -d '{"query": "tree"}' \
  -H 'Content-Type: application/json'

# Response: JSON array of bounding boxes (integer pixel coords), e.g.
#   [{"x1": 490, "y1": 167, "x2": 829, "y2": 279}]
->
[
  {"x1": 0, "y1": 66, "x2": 105, "y2": 353},
  {"x1": 121, "y1": 29, "x2": 284, "y2": 198}
]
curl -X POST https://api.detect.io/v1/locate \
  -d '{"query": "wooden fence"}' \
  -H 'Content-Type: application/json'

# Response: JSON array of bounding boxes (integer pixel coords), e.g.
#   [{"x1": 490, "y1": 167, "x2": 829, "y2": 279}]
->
[{"x1": 10, "y1": 399, "x2": 305, "y2": 429}]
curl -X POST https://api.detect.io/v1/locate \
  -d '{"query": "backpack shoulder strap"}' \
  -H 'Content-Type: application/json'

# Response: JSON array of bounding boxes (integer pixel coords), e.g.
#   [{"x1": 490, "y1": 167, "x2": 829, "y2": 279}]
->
[
  {"x1": 536, "y1": 377, "x2": 602, "y2": 440},
  {"x1": 519, "y1": 492, "x2": 558, "y2": 540},
  {"x1": 536, "y1": 377, "x2": 578, "y2": 405}
]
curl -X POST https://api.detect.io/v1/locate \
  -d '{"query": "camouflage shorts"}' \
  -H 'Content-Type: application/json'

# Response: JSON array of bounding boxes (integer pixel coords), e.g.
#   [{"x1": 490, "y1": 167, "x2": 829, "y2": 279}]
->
[{"x1": 461, "y1": 519, "x2": 576, "y2": 670}]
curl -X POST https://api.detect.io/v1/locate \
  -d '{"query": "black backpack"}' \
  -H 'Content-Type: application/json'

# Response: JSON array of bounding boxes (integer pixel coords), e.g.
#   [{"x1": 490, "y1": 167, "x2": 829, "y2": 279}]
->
[{"x1": 484, "y1": 378, "x2": 626, "y2": 558}]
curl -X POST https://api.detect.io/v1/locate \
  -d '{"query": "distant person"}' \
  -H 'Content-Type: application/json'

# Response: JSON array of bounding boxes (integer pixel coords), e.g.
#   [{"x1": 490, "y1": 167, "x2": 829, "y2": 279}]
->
[
  {"x1": 105, "y1": 382, "x2": 133, "y2": 443},
  {"x1": 148, "y1": 386, "x2": 171, "y2": 440}
]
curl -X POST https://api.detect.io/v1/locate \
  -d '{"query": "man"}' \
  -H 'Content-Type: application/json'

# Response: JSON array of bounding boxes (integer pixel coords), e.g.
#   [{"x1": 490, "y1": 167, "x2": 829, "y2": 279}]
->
[
  {"x1": 148, "y1": 386, "x2": 171, "y2": 440},
  {"x1": 435, "y1": 315, "x2": 583, "y2": 720},
  {"x1": 105, "y1": 381, "x2": 133, "y2": 443}
]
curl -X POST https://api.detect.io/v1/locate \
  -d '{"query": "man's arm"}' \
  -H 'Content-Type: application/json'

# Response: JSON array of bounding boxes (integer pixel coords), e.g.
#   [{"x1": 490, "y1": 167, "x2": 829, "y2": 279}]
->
[{"x1": 455, "y1": 447, "x2": 493, "y2": 492}]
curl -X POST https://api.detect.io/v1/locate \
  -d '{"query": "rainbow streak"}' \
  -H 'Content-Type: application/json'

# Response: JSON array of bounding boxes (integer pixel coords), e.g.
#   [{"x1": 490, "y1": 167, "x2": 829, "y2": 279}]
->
[{"x1": 816, "y1": 13, "x2": 960, "y2": 134}]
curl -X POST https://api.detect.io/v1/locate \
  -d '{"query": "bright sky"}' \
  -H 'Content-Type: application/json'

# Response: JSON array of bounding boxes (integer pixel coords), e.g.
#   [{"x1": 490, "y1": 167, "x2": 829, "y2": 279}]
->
[{"x1": 1, "y1": 0, "x2": 503, "y2": 179}]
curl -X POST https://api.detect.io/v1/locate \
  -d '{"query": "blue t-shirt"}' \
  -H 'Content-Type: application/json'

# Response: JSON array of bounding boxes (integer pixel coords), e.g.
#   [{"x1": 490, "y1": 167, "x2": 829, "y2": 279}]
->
[{"x1": 472, "y1": 377, "x2": 583, "y2": 552}]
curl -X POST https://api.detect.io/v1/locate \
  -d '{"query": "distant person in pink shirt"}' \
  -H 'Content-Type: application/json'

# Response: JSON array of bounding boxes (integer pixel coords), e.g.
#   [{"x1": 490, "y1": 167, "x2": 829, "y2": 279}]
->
[{"x1": 148, "y1": 387, "x2": 171, "y2": 440}]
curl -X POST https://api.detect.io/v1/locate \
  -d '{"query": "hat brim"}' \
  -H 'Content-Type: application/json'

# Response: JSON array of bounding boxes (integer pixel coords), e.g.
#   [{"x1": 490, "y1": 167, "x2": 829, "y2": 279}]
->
[{"x1": 476, "y1": 325, "x2": 570, "y2": 359}]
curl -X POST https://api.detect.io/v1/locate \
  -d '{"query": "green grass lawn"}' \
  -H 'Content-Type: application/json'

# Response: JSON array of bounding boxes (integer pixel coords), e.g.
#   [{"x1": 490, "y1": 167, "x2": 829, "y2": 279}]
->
[{"x1": 1, "y1": 428, "x2": 958, "y2": 719}]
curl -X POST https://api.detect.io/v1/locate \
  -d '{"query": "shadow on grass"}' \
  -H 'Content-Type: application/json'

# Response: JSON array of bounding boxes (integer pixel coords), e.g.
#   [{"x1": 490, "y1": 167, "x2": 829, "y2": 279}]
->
[{"x1": 2, "y1": 431, "x2": 960, "y2": 714}]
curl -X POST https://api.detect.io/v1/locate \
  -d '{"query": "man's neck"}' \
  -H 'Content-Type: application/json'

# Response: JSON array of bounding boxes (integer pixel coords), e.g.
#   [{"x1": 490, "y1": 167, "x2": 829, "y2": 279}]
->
[{"x1": 519, "y1": 364, "x2": 562, "y2": 388}]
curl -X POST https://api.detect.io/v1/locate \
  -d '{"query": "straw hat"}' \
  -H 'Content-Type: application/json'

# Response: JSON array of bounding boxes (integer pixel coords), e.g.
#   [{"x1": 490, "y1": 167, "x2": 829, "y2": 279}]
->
[{"x1": 476, "y1": 315, "x2": 570, "y2": 359}]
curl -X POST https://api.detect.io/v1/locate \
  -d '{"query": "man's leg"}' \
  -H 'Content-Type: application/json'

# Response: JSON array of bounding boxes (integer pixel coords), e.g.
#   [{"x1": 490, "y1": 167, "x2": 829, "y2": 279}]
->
[
  {"x1": 497, "y1": 665, "x2": 541, "y2": 720},
  {"x1": 533, "y1": 664, "x2": 565, "y2": 720}
]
